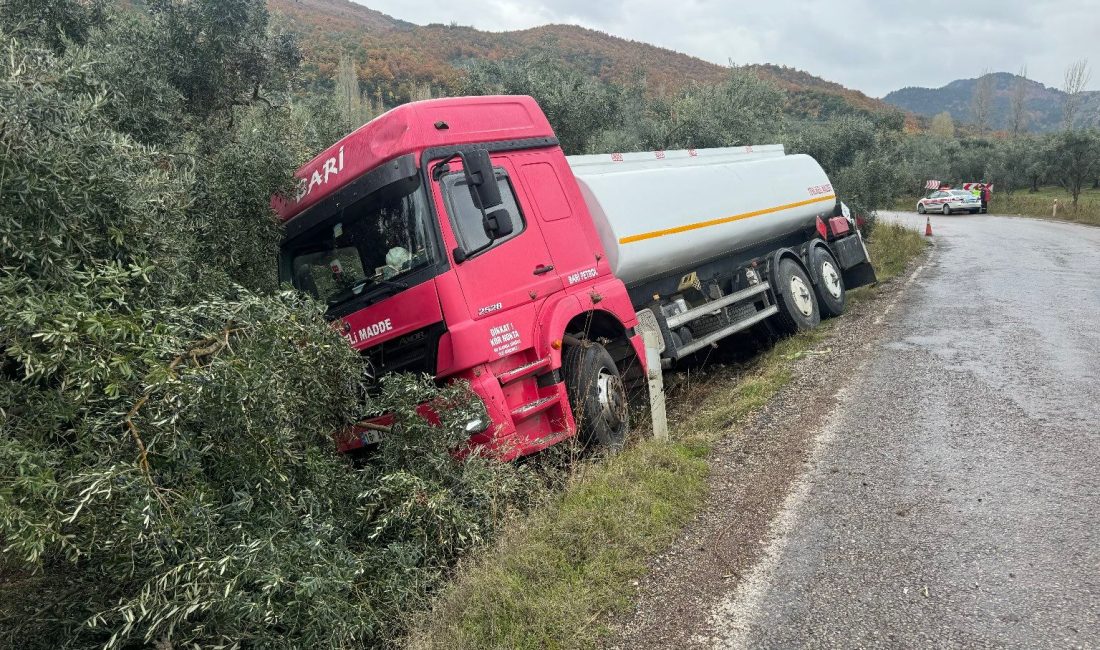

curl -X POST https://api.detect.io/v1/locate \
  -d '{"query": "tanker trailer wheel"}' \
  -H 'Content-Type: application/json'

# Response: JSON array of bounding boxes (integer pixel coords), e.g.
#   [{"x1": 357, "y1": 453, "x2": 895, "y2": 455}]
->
[
  {"x1": 772, "y1": 258, "x2": 821, "y2": 334},
  {"x1": 562, "y1": 341, "x2": 629, "y2": 452},
  {"x1": 811, "y1": 248, "x2": 846, "y2": 318}
]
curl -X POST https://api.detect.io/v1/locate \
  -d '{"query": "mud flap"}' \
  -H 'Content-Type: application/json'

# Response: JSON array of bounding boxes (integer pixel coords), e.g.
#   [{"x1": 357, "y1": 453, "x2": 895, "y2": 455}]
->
[
  {"x1": 842, "y1": 261, "x2": 877, "y2": 290},
  {"x1": 832, "y1": 231, "x2": 877, "y2": 289}
]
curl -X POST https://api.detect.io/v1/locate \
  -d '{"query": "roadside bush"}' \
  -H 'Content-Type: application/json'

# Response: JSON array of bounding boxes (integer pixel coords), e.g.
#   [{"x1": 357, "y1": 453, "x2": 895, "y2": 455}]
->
[
  {"x1": 462, "y1": 57, "x2": 785, "y2": 154},
  {"x1": 461, "y1": 52, "x2": 621, "y2": 154},
  {"x1": 1, "y1": 290, "x2": 537, "y2": 647},
  {"x1": 657, "y1": 68, "x2": 786, "y2": 150},
  {"x1": 0, "y1": 4, "x2": 537, "y2": 647},
  {"x1": 787, "y1": 114, "x2": 908, "y2": 233}
]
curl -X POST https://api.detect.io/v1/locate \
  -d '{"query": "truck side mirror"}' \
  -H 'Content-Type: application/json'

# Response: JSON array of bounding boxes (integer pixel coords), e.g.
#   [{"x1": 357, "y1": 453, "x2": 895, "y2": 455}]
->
[
  {"x1": 485, "y1": 207, "x2": 513, "y2": 239},
  {"x1": 451, "y1": 149, "x2": 514, "y2": 263},
  {"x1": 460, "y1": 149, "x2": 503, "y2": 212}
]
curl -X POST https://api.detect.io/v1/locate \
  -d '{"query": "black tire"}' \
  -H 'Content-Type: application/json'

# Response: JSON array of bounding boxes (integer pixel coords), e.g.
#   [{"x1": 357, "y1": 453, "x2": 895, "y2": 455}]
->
[
  {"x1": 969, "y1": 209, "x2": 979, "y2": 214},
  {"x1": 771, "y1": 258, "x2": 821, "y2": 334},
  {"x1": 942, "y1": 203, "x2": 951, "y2": 215},
  {"x1": 917, "y1": 204, "x2": 926, "y2": 214},
  {"x1": 810, "y1": 247, "x2": 846, "y2": 318},
  {"x1": 561, "y1": 341, "x2": 629, "y2": 452}
]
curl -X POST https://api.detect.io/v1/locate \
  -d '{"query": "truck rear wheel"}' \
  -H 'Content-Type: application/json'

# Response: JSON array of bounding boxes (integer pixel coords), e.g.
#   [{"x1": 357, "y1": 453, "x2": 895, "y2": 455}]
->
[
  {"x1": 562, "y1": 341, "x2": 629, "y2": 452},
  {"x1": 811, "y1": 248, "x2": 846, "y2": 318},
  {"x1": 772, "y1": 258, "x2": 820, "y2": 334}
]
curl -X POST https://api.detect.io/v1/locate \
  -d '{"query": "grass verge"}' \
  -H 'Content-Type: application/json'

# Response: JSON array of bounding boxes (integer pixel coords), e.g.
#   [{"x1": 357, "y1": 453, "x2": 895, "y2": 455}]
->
[
  {"x1": 409, "y1": 227, "x2": 928, "y2": 650},
  {"x1": 864, "y1": 220, "x2": 929, "y2": 281}
]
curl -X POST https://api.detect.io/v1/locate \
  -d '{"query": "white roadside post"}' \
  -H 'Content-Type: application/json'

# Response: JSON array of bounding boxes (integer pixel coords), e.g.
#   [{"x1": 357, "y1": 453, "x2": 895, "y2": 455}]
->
[
  {"x1": 641, "y1": 327, "x2": 669, "y2": 442},
  {"x1": 642, "y1": 329, "x2": 664, "y2": 442}
]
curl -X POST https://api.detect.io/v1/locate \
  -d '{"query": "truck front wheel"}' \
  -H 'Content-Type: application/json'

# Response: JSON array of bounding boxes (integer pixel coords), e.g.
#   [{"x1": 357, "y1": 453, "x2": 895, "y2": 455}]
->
[
  {"x1": 562, "y1": 341, "x2": 629, "y2": 452},
  {"x1": 772, "y1": 258, "x2": 821, "y2": 334},
  {"x1": 811, "y1": 248, "x2": 846, "y2": 318}
]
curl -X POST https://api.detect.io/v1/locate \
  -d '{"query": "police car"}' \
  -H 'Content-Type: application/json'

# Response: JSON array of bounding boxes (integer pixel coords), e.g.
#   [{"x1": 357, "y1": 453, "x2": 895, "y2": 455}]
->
[{"x1": 917, "y1": 189, "x2": 981, "y2": 215}]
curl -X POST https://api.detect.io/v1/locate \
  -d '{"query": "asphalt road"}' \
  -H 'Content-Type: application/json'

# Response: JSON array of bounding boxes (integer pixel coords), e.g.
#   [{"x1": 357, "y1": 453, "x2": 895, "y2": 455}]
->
[{"x1": 712, "y1": 213, "x2": 1100, "y2": 648}]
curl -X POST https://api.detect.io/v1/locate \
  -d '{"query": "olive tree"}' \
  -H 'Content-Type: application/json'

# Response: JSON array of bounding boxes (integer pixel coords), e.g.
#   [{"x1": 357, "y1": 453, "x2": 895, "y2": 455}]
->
[
  {"x1": 897, "y1": 133, "x2": 954, "y2": 192},
  {"x1": 1043, "y1": 129, "x2": 1100, "y2": 211},
  {"x1": 655, "y1": 67, "x2": 785, "y2": 150},
  {"x1": 462, "y1": 53, "x2": 621, "y2": 154},
  {"x1": 948, "y1": 138, "x2": 995, "y2": 184},
  {"x1": 1, "y1": 3, "x2": 537, "y2": 648},
  {"x1": 0, "y1": 0, "x2": 105, "y2": 52},
  {"x1": 985, "y1": 136, "x2": 1041, "y2": 195},
  {"x1": 786, "y1": 114, "x2": 907, "y2": 227}
]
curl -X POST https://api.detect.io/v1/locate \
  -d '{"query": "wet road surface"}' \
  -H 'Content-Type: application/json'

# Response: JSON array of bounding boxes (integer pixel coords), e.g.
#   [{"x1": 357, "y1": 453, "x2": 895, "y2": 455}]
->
[{"x1": 712, "y1": 213, "x2": 1100, "y2": 647}]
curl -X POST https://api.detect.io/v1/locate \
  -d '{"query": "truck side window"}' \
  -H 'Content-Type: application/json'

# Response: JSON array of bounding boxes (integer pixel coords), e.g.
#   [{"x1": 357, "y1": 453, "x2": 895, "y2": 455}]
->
[{"x1": 441, "y1": 169, "x2": 525, "y2": 256}]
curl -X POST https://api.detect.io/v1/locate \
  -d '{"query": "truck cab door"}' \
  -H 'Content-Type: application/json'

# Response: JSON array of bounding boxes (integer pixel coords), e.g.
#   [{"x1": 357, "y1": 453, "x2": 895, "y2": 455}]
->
[{"x1": 432, "y1": 158, "x2": 563, "y2": 320}]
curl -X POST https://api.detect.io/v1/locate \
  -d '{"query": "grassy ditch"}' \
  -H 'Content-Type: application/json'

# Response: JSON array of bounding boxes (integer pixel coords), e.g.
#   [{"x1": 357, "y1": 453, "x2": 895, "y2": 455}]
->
[
  {"x1": 894, "y1": 186, "x2": 1100, "y2": 226},
  {"x1": 409, "y1": 224, "x2": 928, "y2": 650},
  {"x1": 864, "y1": 220, "x2": 929, "y2": 281}
]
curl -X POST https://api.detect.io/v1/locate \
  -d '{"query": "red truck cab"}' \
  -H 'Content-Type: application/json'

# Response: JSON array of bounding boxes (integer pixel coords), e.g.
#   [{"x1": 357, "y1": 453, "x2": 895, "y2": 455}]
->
[{"x1": 276, "y1": 96, "x2": 645, "y2": 459}]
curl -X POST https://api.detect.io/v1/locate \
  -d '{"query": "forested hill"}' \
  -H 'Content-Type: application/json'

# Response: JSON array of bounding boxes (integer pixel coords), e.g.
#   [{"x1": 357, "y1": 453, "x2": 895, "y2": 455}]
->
[
  {"x1": 268, "y1": 0, "x2": 903, "y2": 121},
  {"x1": 884, "y1": 73, "x2": 1100, "y2": 132}
]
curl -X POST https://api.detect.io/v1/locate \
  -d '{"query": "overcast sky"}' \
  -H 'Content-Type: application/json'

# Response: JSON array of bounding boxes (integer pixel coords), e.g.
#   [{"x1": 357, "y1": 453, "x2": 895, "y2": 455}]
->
[{"x1": 351, "y1": 0, "x2": 1099, "y2": 97}]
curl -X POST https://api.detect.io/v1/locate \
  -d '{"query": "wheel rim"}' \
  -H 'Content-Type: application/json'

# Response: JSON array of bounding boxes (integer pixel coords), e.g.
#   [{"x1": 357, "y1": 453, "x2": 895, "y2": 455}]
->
[
  {"x1": 943, "y1": 204, "x2": 950, "y2": 215},
  {"x1": 789, "y1": 275, "x2": 814, "y2": 316},
  {"x1": 821, "y1": 259, "x2": 843, "y2": 299},
  {"x1": 596, "y1": 368, "x2": 627, "y2": 430},
  {"x1": 918, "y1": 205, "x2": 924, "y2": 214}
]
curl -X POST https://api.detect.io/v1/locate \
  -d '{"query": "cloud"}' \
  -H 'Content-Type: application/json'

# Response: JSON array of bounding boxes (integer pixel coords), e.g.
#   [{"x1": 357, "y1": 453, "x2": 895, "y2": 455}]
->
[{"x1": 353, "y1": 0, "x2": 1100, "y2": 96}]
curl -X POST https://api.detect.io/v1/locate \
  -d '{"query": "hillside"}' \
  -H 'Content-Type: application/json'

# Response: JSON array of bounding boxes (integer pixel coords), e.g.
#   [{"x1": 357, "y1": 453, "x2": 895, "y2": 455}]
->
[
  {"x1": 883, "y1": 73, "x2": 1100, "y2": 132},
  {"x1": 268, "y1": 0, "x2": 903, "y2": 121}
]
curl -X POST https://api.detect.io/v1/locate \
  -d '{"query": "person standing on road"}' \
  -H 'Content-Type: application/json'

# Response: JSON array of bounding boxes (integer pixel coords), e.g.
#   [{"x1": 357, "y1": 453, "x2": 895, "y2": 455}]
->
[{"x1": 980, "y1": 182, "x2": 990, "y2": 214}]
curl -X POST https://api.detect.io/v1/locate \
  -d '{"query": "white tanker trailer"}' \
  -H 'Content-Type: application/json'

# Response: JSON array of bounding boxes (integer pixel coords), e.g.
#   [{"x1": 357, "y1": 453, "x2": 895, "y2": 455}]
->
[{"x1": 567, "y1": 146, "x2": 876, "y2": 360}]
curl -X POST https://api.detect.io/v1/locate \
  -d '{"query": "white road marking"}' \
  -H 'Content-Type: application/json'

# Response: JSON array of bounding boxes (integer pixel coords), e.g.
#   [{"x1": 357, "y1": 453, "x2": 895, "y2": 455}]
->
[
  {"x1": 873, "y1": 249, "x2": 932, "y2": 325},
  {"x1": 704, "y1": 387, "x2": 853, "y2": 648},
  {"x1": 706, "y1": 247, "x2": 934, "y2": 647}
]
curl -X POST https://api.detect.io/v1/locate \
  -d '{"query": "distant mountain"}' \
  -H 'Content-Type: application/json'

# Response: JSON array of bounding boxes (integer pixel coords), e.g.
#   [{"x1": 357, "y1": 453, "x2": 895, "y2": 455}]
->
[
  {"x1": 883, "y1": 73, "x2": 1100, "y2": 132},
  {"x1": 268, "y1": 0, "x2": 906, "y2": 122}
]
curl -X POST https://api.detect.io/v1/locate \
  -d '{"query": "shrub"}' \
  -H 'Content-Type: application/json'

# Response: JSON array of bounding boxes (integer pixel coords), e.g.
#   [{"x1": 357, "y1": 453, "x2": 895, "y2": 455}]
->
[{"x1": 0, "y1": 6, "x2": 537, "y2": 647}]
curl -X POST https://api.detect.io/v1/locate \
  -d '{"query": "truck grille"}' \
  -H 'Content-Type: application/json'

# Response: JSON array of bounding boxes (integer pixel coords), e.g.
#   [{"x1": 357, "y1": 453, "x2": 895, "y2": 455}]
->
[{"x1": 362, "y1": 322, "x2": 446, "y2": 382}]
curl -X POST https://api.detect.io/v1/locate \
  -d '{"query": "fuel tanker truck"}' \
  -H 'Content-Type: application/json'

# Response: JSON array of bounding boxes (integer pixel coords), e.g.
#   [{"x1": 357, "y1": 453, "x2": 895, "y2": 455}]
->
[{"x1": 275, "y1": 95, "x2": 876, "y2": 458}]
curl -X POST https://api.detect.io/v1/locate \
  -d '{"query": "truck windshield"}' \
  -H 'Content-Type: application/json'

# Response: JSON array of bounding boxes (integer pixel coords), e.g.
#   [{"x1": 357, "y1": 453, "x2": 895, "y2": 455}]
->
[{"x1": 283, "y1": 180, "x2": 434, "y2": 308}]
